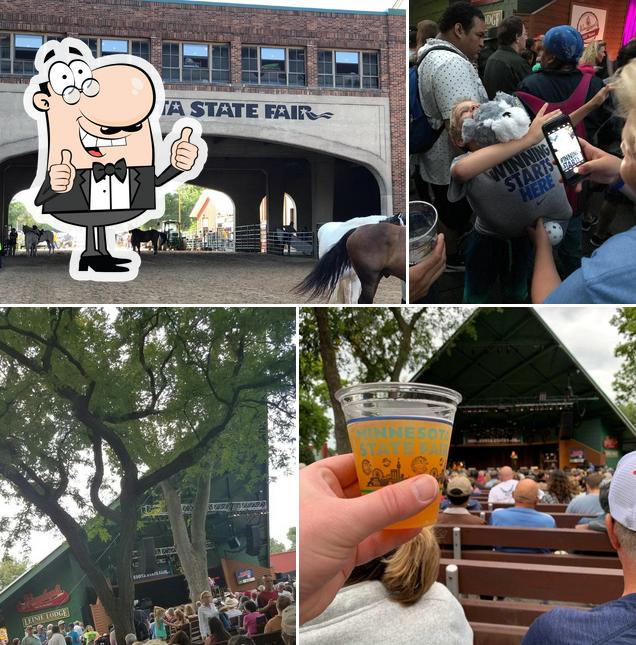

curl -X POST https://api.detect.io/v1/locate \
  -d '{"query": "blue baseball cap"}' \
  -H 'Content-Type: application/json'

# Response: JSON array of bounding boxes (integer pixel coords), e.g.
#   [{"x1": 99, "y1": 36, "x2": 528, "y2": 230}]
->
[{"x1": 543, "y1": 25, "x2": 584, "y2": 64}]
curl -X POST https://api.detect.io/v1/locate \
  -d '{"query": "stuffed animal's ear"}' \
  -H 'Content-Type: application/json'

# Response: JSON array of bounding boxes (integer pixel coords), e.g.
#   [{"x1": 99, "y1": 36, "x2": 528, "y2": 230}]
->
[{"x1": 494, "y1": 92, "x2": 517, "y2": 108}]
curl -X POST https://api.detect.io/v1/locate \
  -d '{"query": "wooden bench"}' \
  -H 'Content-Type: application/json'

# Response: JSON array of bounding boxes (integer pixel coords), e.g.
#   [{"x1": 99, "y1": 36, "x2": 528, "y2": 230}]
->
[
  {"x1": 467, "y1": 510, "x2": 597, "y2": 528},
  {"x1": 438, "y1": 558, "x2": 623, "y2": 645},
  {"x1": 437, "y1": 524, "x2": 615, "y2": 553}
]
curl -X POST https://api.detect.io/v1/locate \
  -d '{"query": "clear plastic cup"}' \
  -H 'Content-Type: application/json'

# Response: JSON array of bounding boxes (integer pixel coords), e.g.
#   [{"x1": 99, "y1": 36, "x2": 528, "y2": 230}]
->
[
  {"x1": 335, "y1": 382, "x2": 462, "y2": 529},
  {"x1": 409, "y1": 201, "x2": 438, "y2": 265}
]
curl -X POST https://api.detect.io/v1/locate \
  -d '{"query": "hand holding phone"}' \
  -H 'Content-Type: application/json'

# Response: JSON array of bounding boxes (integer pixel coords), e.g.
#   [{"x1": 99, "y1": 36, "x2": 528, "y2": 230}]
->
[{"x1": 542, "y1": 115, "x2": 586, "y2": 184}]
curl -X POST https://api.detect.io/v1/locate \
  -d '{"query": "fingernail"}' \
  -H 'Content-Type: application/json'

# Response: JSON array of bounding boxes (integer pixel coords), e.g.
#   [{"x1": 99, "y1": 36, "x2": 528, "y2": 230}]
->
[{"x1": 411, "y1": 476, "x2": 438, "y2": 503}]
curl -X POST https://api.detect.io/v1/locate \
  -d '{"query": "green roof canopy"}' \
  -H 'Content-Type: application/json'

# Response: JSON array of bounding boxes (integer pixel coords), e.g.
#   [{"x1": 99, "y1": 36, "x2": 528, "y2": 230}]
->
[{"x1": 412, "y1": 308, "x2": 636, "y2": 455}]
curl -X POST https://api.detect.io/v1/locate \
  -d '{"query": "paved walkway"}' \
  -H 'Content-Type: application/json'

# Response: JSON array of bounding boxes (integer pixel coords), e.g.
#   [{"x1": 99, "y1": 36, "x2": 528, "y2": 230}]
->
[{"x1": 0, "y1": 250, "x2": 402, "y2": 304}]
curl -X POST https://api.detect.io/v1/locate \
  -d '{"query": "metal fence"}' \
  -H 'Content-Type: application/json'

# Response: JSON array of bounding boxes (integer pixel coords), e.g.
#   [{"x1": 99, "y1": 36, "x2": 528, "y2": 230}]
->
[
  {"x1": 183, "y1": 232, "x2": 235, "y2": 252},
  {"x1": 180, "y1": 226, "x2": 316, "y2": 256}
]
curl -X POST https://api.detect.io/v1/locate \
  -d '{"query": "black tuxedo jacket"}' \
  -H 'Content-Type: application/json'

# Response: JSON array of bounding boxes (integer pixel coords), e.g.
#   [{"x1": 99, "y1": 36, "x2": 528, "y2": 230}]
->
[{"x1": 35, "y1": 165, "x2": 180, "y2": 213}]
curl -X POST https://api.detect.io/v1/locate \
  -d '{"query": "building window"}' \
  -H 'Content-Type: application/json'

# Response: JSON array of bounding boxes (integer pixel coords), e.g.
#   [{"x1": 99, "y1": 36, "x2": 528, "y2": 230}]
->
[
  {"x1": 14, "y1": 34, "x2": 42, "y2": 75},
  {"x1": 162, "y1": 42, "x2": 230, "y2": 83},
  {"x1": 318, "y1": 49, "x2": 379, "y2": 89},
  {"x1": 0, "y1": 34, "x2": 10, "y2": 74},
  {"x1": 241, "y1": 46, "x2": 305, "y2": 86},
  {"x1": 78, "y1": 37, "x2": 150, "y2": 61}
]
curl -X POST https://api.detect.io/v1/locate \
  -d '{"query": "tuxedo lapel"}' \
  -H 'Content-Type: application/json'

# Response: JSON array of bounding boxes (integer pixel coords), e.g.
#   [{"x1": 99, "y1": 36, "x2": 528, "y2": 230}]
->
[
  {"x1": 129, "y1": 168, "x2": 141, "y2": 205},
  {"x1": 79, "y1": 170, "x2": 91, "y2": 206}
]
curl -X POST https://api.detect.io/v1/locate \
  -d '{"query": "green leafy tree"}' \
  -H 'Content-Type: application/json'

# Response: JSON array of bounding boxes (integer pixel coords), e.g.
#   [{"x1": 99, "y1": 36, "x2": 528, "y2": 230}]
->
[
  {"x1": 144, "y1": 184, "x2": 205, "y2": 231},
  {"x1": 299, "y1": 307, "x2": 473, "y2": 455},
  {"x1": 269, "y1": 538, "x2": 286, "y2": 554},
  {"x1": 0, "y1": 555, "x2": 28, "y2": 591},
  {"x1": 613, "y1": 308, "x2": 636, "y2": 406},
  {"x1": 286, "y1": 526, "x2": 296, "y2": 551},
  {"x1": 0, "y1": 307, "x2": 295, "y2": 644}
]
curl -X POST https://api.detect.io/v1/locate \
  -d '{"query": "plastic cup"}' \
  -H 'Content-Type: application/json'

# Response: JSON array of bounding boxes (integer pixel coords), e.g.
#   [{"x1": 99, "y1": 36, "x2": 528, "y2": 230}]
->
[
  {"x1": 409, "y1": 201, "x2": 438, "y2": 265},
  {"x1": 335, "y1": 382, "x2": 462, "y2": 529}
]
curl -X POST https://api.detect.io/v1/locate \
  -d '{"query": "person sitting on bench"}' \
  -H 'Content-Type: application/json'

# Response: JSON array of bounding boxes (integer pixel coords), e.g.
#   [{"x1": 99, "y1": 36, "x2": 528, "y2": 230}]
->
[
  {"x1": 437, "y1": 476, "x2": 486, "y2": 525},
  {"x1": 522, "y1": 451, "x2": 636, "y2": 644},
  {"x1": 490, "y1": 479, "x2": 556, "y2": 553}
]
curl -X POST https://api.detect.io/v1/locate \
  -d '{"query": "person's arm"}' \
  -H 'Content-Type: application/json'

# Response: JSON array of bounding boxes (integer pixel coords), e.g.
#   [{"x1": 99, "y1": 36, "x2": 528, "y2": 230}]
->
[
  {"x1": 299, "y1": 454, "x2": 438, "y2": 624},
  {"x1": 528, "y1": 218, "x2": 562, "y2": 303},
  {"x1": 451, "y1": 103, "x2": 561, "y2": 183},
  {"x1": 570, "y1": 83, "x2": 612, "y2": 127}
]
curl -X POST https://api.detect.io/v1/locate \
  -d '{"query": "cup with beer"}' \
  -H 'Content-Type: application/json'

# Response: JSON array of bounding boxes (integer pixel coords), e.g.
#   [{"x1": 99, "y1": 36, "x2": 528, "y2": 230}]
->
[{"x1": 335, "y1": 382, "x2": 462, "y2": 529}]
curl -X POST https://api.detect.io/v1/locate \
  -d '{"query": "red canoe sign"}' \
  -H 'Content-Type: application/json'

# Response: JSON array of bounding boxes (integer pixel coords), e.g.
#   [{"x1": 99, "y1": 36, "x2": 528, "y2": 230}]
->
[{"x1": 17, "y1": 585, "x2": 70, "y2": 613}]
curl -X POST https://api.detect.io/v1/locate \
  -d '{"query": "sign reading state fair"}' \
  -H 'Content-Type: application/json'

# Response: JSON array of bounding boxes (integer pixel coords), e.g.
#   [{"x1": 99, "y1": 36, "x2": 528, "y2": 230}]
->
[{"x1": 162, "y1": 100, "x2": 334, "y2": 121}]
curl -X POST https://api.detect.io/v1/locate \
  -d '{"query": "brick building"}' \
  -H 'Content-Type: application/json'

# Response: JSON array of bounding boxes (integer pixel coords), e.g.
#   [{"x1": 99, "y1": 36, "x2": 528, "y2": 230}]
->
[{"x1": 0, "y1": 0, "x2": 406, "y2": 238}]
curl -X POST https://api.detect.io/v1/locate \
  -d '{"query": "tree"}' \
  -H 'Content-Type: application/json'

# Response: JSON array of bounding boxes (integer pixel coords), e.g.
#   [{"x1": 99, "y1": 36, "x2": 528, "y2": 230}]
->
[
  {"x1": 0, "y1": 555, "x2": 28, "y2": 591},
  {"x1": 612, "y1": 308, "x2": 636, "y2": 405},
  {"x1": 299, "y1": 307, "x2": 473, "y2": 455},
  {"x1": 0, "y1": 307, "x2": 295, "y2": 644},
  {"x1": 286, "y1": 527, "x2": 296, "y2": 551},
  {"x1": 144, "y1": 184, "x2": 205, "y2": 231},
  {"x1": 269, "y1": 538, "x2": 286, "y2": 554}
]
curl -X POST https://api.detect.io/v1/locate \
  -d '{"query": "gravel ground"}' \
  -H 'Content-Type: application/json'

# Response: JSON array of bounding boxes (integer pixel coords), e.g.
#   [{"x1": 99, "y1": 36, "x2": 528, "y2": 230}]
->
[{"x1": 0, "y1": 249, "x2": 402, "y2": 305}]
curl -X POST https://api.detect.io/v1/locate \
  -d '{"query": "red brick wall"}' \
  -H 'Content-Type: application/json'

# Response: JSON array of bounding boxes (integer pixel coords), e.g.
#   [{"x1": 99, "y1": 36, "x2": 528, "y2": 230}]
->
[
  {"x1": 0, "y1": 0, "x2": 406, "y2": 213},
  {"x1": 518, "y1": 0, "x2": 627, "y2": 60}
]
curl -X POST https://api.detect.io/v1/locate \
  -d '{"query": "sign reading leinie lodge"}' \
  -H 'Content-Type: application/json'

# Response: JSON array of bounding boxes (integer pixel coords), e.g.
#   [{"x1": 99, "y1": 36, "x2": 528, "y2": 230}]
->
[
  {"x1": 22, "y1": 607, "x2": 70, "y2": 628},
  {"x1": 162, "y1": 99, "x2": 334, "y2": 121}
]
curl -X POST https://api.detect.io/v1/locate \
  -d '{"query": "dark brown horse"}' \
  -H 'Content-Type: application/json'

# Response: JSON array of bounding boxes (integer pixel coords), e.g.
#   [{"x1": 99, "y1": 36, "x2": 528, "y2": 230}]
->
[{"x1": 295, "y1": 214, "x2": 406, "y2": 303}]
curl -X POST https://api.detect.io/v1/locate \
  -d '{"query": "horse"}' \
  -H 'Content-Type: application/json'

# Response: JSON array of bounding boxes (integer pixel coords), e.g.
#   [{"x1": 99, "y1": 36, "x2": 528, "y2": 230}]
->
[
  {"x1": 22, "y1": 226, "x2": 55, "y2": 256},
  {"x1": 130, "y1": 229, "x2": 167, "y2": 255},
  {"x1": 295, "y1": 214, "x2": 406, "y2": 304}
]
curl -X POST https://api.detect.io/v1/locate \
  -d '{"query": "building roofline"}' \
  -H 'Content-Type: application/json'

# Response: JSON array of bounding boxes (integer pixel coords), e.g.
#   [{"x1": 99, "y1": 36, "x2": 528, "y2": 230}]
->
[
  {"x1": 0, "y1": 541, "x2": 70, "y2": 603},
  {"x1": 138, "y1": 0, "x2": 404, "y2": 15}
]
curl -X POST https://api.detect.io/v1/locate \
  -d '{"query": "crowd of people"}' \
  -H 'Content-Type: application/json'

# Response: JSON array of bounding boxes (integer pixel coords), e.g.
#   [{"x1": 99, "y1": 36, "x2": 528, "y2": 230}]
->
[
  {"x1": 7, "y1": 577, "x2": 296, "y2": 645},
  {"x1": 410, "y1": 2, "x2": 636, "y2": 303},
  {"x1": 300, "y1": 450, "x2": 636, "y2": 643}
]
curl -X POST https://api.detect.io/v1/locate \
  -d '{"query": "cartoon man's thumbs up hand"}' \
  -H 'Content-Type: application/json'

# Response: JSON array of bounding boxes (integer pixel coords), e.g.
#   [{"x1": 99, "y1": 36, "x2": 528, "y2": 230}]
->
[
  {"x1": 49, "y1": 149, "x2": 76, "y2": 193},
  {"x1": 170, "y1": 127, "x2": 199, "y2": 172}
]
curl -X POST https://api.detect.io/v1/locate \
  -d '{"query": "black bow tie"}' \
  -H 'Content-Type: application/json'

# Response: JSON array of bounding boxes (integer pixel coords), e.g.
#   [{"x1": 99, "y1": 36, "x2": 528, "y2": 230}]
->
[{"x1": 92, "y1": 159, "x2": 127, "y2": 182}]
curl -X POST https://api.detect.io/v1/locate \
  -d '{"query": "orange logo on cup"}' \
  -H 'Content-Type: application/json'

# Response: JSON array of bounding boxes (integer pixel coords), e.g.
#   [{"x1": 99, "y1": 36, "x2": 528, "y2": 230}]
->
[{"x1": 347, "y1": 416, "x2": 452, "y2": 494}]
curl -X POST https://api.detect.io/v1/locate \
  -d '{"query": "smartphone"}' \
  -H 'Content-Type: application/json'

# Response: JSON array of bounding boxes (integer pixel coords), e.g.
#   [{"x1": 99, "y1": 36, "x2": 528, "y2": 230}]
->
[{"x1": 542, "y1": 115, "x2": 586, "y2": 184}]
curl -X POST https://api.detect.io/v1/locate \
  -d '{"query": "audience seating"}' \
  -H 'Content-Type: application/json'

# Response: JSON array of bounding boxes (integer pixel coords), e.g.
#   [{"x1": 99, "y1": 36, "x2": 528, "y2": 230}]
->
[{"x1": 434, "y1": 523, "x2": 622, "y2": 645}]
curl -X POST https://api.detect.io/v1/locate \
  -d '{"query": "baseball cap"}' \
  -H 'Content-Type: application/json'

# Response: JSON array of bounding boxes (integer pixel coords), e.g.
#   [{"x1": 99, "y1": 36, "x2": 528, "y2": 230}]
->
[
  {"x1": 609, "y1": 451, "x2": 636, "y2": 529},
  {"x1": 447, "y1": 475, "x2": 473, "y2": 497},
  {"x1": 543, "y1": 25, "x2": 584, "y2": 64},
  {"x1": 58, "y1": 621, "x2": 65, "y2": 626}
]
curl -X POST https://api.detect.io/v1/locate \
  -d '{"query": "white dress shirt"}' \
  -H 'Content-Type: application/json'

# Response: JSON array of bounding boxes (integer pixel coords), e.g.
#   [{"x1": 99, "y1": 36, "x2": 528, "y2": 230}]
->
[{"x1": 90, "y1": 169, "x2": 130, "y2": 211}]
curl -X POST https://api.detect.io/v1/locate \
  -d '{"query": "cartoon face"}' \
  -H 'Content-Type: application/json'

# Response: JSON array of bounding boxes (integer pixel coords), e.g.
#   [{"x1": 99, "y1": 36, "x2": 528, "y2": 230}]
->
[{"x1": 33, "y1": 62, "x2": 155, "y2": 169}]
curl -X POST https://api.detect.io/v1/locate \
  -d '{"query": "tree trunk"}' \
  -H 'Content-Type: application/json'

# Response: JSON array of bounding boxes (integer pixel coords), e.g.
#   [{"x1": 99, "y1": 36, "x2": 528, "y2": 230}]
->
[
  {"x1": 314, "y1": 308, "x2": 350, "y2": 454},
  {"x1": 161, "y1": 473, "x2": 211, "y2": 603}
]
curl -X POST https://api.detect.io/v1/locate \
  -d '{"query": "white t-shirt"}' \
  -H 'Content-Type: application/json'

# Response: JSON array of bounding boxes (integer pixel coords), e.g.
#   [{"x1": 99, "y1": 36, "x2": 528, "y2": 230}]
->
[
  {"x1": 488, "y1": 479, "x2": 518, "y2": 503},
  {"x1": 197, "y1": 603, "x2": 219, "y2": 638},
  {"x1": 416, "y1": 39, "x2": 488, "y2": 186}
]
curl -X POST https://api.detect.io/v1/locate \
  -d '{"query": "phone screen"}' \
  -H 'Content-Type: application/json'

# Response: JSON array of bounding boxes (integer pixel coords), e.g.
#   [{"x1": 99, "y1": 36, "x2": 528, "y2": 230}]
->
[{"x1": 545, "y1": 120, "x2": 585, "y2": 182}]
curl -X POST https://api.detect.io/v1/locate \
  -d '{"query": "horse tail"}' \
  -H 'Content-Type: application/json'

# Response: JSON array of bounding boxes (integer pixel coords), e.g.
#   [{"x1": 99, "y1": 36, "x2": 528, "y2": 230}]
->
[{"x1": 294, "y1": 229, "x2": 355, "y2": 299}]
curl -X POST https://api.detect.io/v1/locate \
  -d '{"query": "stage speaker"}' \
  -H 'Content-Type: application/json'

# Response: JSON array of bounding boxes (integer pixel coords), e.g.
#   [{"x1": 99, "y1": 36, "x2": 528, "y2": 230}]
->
[
  {"x1": 246, "y1": 526, "x2": 261, "y2": 556},
  {"x1": 560, "y1": 410, "x2": 574, "y2": 440},
  {"x1": 86, "y1": 587, "x2": 98, "y2": 605},
  {"x1": 227, "y1": 536, "x2": 241, "y2": 550},
  {"x1": 142, "y1": 537, "x2": 157, "y2": 574}
]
